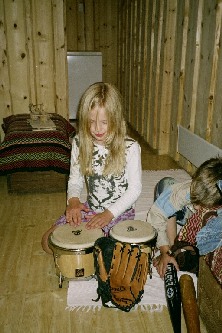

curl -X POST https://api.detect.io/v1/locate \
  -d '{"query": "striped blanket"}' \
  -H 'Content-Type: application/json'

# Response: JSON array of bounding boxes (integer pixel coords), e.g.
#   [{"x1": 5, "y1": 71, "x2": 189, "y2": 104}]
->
[{"x1": 0, "y1": 113, "x2": 75, "y2": 175}]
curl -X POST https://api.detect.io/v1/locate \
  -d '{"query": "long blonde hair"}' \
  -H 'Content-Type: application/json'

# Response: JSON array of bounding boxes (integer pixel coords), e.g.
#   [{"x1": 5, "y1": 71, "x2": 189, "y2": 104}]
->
[{"x1": 77, "y1": 82, "x2": 127, "y2": 176}]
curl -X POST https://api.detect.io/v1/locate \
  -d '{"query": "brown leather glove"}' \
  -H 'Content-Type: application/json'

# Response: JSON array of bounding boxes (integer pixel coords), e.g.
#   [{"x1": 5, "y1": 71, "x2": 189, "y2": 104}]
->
[{"x1": 109, "y1": 242, "x2": 148, "y2": 311}]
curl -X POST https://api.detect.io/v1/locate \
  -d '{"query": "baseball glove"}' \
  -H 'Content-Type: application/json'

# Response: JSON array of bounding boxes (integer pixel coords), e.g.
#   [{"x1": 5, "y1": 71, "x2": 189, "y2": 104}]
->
[{"x1": 93, "y1": 237, "x2": 148, "y2": 312}]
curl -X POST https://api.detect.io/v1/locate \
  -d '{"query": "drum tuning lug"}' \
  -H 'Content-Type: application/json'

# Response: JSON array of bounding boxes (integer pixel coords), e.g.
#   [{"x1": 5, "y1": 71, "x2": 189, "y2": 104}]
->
[
  {"x1": 59, "y1": 272, "x2": 63, "y2": 288},
  {"x1": 150, "y1": 267, "x2": 153, "y2": 279},
  {"x1": 148, "y1": 253, "x2": 153, "y2": 279}
]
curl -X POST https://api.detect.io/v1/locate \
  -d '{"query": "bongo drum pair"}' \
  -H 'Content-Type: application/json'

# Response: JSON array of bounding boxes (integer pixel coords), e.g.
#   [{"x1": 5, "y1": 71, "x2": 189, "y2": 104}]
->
[{"x1": 49, "y1": 220, "x2": 157, "y2": 288}]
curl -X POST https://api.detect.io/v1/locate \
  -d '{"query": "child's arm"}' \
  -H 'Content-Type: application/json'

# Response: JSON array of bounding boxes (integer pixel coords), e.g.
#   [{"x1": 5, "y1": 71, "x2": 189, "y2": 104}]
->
[
  {"x1": 148, "y1": 182, "x2": 190, "y2": 277},
  {"x1": 153, "y1": 214, "x2": 179, "y2": 278},
  {"x1": 147, "y1": 181, "x2": 191, "y2": 248},
  {"x1": 106, "y1": 141, "x2": 142, "y2": 218},
  {"x1": 154, "y1": 245, "x2": 179, "y2": 278},
  {"x1": 66, "y1": 136, "x2": 86, "y2": 225},
  {"x1": 66, "y1": 197, "x2": 89, "y2": 226},
  {"x1": 67, "y1": 137, "x2": 84, "y2": 200}
]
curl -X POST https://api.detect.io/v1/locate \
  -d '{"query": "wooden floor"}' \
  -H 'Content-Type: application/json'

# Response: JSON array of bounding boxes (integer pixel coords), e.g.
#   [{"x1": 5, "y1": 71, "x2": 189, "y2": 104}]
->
[
  {"x1": 0, "y1": 129, "x2": 207, "y2": 333},
  {"x1": 128, "y1": 126, "x2": 181, "y2": 171}
]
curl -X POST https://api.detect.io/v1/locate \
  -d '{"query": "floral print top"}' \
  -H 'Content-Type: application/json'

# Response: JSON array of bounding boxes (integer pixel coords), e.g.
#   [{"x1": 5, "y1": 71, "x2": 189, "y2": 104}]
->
[{"x1": 67, "y1": 135, "x2": 142, "y2": 218}]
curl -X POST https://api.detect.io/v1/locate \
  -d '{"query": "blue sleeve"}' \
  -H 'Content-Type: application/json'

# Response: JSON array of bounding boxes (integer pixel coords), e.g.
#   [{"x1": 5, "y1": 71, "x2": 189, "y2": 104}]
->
[
  {"x1": 196, "y1": 212, "x2": 222, "y2": 255},
  {"x1": 155, "y1": 186, "x2": 190, "y2": 218}
]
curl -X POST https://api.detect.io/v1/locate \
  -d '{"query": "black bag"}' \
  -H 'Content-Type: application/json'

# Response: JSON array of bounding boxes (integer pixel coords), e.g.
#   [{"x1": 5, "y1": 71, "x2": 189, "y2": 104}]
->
[{"x1": 171, "y1": 239, "x2": 199, "y2": 276}]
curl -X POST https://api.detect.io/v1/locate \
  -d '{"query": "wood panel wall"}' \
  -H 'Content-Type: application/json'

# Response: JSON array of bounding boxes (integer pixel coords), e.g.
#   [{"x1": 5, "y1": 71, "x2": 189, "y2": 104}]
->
[
  {"x1": 66, "y1": 0, "x2": 118, "y2": 85},
  {"x1": 1, "y1": 0, "x2": 222, "y2": 175},
  {"x1": 0, "y1": 0, "x2": 118, "y2": 141},
  {"x1": 118, "y1": 0, "x2": 222, "y2": 172},
  {"x1": 0, "y1": 0, "x2": 67, "y2": 140}
]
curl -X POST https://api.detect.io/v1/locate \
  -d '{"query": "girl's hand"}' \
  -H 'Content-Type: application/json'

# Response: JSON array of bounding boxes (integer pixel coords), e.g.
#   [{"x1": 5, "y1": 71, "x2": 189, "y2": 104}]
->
[
  {"x1": 153, "y1": 253, "x2": 179, "y2": 279},
  {"x1": 66, "y1": 197, "x2": 89, "y2": 226},
  {"x1": 85, "y1": 209, "x2": 114, "y2": 229}
]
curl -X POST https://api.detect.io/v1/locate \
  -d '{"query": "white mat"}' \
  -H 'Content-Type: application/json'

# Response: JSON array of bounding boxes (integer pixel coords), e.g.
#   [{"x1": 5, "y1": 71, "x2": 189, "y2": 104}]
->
[
  {"x1": 134, "y1": 169, "x2": 191, "y2": 221},
  {"x1": 67, "y1": 269, "x2": 197, "y2": 311},
  {"x1": 67, "y1": 169, "x2": 192, "y2": 311}
]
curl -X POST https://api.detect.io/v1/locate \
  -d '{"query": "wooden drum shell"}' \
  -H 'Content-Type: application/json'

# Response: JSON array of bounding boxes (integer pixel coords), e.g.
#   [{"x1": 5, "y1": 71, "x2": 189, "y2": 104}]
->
[
  {"x1": 49, "y1": 223, "x2": 103, "y2": 281},
  {"x1": 110, "y1": 220, "x2": 157, "y2": 277}
]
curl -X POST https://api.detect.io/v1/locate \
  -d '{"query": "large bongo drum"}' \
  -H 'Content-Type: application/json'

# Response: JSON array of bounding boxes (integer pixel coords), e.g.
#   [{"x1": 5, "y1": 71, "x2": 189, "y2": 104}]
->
[
  {"x1": 49, "y1": 223, "x2": 103, "y2": 287},
  {"x1": 110, "y1": 220, "x2": 157, "y2": 278}
]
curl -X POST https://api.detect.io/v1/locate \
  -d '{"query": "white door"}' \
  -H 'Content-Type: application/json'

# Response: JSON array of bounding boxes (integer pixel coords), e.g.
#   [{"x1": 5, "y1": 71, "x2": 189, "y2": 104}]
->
[{"x1": 67, "y1": 52, "x2": 102, "y2": 119}]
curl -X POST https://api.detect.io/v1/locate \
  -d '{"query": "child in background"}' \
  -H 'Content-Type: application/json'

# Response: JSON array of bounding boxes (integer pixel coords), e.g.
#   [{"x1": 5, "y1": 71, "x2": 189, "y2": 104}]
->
[
  {"x1": 147, "y1": 157, "x2": 222, "y2": 278},
  {"x1": 42, "y1": 82, "x2": 142, "y2": 253}
]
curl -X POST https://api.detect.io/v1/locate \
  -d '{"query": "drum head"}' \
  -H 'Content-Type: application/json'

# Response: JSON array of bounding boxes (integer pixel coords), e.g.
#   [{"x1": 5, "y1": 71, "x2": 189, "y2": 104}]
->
[
  {"x1": 50, "y1": 223, "x2": 103, "y2": 249},
  {"x1": 110, "y1": 220, "x2": 156, "y2": 244}
]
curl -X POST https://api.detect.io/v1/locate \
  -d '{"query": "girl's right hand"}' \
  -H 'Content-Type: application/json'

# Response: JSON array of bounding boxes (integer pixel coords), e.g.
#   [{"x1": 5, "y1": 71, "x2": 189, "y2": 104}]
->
[{"x1": 66, "y1": 197, "x2": 89, "y2": 226}]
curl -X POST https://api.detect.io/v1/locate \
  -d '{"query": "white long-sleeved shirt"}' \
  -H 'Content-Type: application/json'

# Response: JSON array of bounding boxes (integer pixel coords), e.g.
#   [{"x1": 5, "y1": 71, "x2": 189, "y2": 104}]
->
[{"x1": 67, "y1": 135, "x2": 142, "y2": 218}]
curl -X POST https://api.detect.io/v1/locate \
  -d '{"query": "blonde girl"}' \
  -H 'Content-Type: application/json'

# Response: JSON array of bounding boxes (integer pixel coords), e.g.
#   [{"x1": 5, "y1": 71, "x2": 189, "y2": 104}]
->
[{"x1": 42, "y1": 82, "x2": 142, "y2": 253}]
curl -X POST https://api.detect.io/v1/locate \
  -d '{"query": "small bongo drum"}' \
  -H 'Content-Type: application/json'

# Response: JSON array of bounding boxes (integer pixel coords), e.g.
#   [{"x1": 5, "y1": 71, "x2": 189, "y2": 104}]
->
[
  {"x1": 110, "y1": 220, "x2": 157, "y2": 278},
  {"x1": 49, "y1": 223, "x2": 103, "y2": 287}
]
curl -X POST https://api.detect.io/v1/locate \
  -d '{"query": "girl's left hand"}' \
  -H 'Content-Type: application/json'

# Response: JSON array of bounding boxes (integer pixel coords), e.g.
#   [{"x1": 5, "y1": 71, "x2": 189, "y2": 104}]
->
[{"x1": 85, "y1": 209, "x2": 114, "y2": 229}]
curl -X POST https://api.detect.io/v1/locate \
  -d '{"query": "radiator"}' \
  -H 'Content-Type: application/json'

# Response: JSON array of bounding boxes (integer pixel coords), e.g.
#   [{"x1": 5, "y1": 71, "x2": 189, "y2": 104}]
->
[{"x1": 177, "y1": 125, "x2": 222, "y2": 167}]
